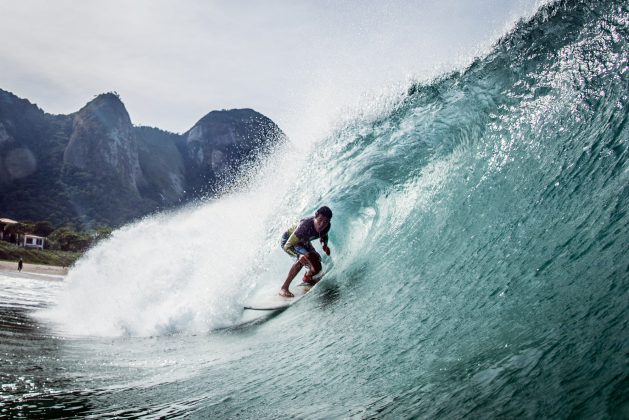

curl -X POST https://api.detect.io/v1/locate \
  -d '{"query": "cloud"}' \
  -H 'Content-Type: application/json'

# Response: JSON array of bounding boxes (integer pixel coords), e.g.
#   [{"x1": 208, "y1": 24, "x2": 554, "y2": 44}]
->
[{"x1": 0, "y1": 0, "x2": 542, "y2": 135}]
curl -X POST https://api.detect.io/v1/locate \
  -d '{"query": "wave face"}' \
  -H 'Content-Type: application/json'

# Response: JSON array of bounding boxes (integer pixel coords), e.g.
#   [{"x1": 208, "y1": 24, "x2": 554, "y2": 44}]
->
[
  {"x1": 37, "y1": 0, "x2": 628, "y2": 417},
  {"x1": 264, "y1": 0, "x2": 628, "y2": 416}
]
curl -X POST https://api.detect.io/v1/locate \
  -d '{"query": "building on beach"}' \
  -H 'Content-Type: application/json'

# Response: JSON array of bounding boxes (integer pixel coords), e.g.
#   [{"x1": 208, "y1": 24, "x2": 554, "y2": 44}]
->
[
  {"x1": 0, "y1": 218, "x2": 19, "y2": 242},
  {"x1": 23, "y1": 234, "x2": 45, "y2": 250},
  {"x1": 0, "y1": 218, "x2": 46, "y2": 249}
]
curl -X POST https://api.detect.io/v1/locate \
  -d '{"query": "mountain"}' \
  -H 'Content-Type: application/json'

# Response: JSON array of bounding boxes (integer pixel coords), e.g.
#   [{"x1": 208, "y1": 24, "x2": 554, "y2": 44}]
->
[{"x1": 0, "y1": 89, "x2": 286, "y2": 228}]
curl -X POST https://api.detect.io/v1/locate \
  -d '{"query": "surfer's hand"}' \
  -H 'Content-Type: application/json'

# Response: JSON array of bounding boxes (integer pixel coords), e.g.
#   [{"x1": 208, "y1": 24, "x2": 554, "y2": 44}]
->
[{"x1": 322, "y1": 244, "x2": 331, "y2": 256}]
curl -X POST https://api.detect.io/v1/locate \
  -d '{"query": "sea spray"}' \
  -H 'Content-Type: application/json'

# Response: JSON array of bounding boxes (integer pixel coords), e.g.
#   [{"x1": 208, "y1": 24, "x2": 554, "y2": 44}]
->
[
  {"x1": 40, "y1": 139, "x2": 317, "y2": 336},
  {"x1": 22, "y1": 0, "x2": 629, "y2": 417}
]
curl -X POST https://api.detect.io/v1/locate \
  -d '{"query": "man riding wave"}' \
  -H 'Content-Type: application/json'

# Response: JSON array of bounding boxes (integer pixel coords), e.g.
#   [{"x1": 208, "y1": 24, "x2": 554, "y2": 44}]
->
[{"x1": 279, "y1": 206, "x2": 332, "y2": 297}]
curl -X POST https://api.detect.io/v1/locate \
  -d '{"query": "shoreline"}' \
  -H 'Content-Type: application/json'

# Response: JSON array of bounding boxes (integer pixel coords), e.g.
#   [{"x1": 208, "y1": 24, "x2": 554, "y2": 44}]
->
[{"x1": 0, "y1": 260, "x2": 69, "y2": 277}]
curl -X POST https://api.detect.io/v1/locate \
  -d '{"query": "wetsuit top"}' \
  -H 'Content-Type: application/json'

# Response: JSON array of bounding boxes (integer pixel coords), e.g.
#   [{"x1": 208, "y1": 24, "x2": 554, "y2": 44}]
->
[{"x1": 282, "y1": 217, "x2": 331, "y2": 257}]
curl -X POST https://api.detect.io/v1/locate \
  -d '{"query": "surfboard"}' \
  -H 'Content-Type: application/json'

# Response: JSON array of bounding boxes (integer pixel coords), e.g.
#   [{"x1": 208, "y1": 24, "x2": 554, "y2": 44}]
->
[
  {"x1": 243, "y1": 282, "x2": 315, "y2": 311},
  {"x1": 243, "y1": 263, "x2": 331, "y2": 311}
]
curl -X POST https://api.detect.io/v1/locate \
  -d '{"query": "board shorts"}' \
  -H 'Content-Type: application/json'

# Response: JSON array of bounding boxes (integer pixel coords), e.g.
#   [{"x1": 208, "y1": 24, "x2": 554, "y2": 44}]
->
[
  {"x1": 280, "y1": 232, "x2": 322, "y2": 274},
  {"x1": 280, "y1": 231, "x2": 316, "y2": 257}
]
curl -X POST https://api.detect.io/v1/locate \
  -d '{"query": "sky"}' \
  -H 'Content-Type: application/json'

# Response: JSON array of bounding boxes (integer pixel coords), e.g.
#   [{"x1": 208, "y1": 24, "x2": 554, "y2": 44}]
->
[{"x1": 0, "y1": 0, "x2": 544, "y2": 140}]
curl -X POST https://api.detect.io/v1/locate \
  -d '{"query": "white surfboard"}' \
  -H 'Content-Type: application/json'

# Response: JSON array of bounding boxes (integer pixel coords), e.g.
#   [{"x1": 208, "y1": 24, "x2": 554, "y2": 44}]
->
[
  {"x1": 244, "y1": 282, "x2": 315, "y2": 311},
  {"x1": 244, "y1": 262, "x2": 331, "y2": 311}
]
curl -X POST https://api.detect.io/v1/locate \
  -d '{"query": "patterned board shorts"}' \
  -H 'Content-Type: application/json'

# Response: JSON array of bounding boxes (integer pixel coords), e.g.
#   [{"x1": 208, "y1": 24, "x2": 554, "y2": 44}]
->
[{"x1": 280, "y1": 231, "x2": 316, "y2": 258}]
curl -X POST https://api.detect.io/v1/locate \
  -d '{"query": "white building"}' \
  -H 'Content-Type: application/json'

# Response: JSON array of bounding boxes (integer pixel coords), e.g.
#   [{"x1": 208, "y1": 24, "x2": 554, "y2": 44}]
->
[
  {"x1": 23, "y1": 234, "x2": 45, "y2": 250},
  {"x1": 0, "y1": 218, "x2": 47, "y2": 249}
]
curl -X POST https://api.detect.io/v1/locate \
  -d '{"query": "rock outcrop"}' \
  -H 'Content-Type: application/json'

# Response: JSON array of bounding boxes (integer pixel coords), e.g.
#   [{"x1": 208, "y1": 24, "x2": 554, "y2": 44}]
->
[
  {"x1": 64, "y1": 93, "x2": 143, "y2": 194},
  {"x1": 184, "y1": 109, "x2": 284, "y2": 195},
  {"x1": 0, "y1": 89, "x2": 286, "y2": 228}
]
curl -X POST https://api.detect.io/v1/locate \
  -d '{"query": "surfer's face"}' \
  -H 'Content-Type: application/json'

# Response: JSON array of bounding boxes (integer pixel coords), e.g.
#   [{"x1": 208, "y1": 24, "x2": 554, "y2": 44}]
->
[{"x1": 314, "y1": 214, "x2": 330, "y2": 232}]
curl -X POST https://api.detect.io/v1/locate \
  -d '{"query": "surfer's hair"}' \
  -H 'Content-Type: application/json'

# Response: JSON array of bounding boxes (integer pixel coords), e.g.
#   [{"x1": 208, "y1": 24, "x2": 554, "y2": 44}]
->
[{"x1": 316, "y1": 206, "x2": 333, "y2": 220}]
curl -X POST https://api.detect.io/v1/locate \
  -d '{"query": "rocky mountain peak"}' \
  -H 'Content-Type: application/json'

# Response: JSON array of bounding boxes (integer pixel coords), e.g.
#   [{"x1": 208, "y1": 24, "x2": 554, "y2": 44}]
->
[
  {"x1": 79, "y1": 92, "x2": 131, "y2": 128},
  {"x1": 185, "y1": 108, "x2": 285, "y2": 184},
  {"x1": 64, "y1": 92, "x2": 142, "y2": 193},
  {"x1": 0, "y1": 89, "x2": 286, "y2": 227}
]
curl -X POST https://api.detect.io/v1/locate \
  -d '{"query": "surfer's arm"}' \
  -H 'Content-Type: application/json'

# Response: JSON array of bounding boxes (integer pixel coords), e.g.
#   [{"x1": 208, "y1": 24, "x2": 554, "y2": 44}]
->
[
  {"x1": 319, "y1": 227, "x2": 331, "y2": 255},
  {"x1": 283, "y1": 232, "x2": 301, "y2": 257},
  {"x1": 319, "y1": 223, "x2": 330, "y2": 245},
  {"x1": 321, "y1": 240, "x2": 331, "y2": 256}
]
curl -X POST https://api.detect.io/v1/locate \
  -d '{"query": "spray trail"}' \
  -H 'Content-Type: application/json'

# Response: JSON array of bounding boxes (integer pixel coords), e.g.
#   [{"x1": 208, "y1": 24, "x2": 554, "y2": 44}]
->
[{"x1": 41, "y1": 140, "x2": 321, "y2": 336}]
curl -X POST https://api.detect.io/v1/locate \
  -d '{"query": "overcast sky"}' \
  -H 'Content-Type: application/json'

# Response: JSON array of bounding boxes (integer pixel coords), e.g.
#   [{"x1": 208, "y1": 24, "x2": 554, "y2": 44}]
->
[{"x1": 0, "y1": 0, "x2": 543, "y2": 139}]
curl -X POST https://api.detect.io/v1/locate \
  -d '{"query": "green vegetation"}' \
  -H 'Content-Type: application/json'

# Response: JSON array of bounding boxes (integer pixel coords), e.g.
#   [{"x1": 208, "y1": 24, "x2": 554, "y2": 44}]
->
[
  {"x1": 0, "y1": 219, "x2": 113, "y2": 266},
  {"x1": 1, "y1": 89, "x2": 286, "y2": 229},
  {"x1": 0, "y1": 240, "x2": 80, "y2": 267},
  {"x1": 45, "y1": 225, "x2": 111, "y2": 252}
]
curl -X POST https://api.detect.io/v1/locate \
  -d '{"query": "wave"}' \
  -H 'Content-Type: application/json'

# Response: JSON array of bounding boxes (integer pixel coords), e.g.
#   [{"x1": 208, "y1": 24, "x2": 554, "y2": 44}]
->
[{"x1": 31, "y1": 0, "x2": 629, "y2": 417}]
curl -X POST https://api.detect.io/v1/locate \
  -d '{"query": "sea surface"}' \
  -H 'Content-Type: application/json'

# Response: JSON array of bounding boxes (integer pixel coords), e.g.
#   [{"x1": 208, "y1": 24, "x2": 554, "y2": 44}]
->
[{"x1": 1, "y1": 0, "x2": 628, "y2": 418}]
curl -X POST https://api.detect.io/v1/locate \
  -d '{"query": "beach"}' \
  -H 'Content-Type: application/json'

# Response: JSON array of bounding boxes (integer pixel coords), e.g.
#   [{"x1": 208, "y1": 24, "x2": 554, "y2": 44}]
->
[{"x1": 0, "y1": 260, "x2": 68, "y2": 278}]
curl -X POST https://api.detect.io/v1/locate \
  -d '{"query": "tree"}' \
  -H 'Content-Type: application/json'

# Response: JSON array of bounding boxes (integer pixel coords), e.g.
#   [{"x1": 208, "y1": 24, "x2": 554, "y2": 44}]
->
[
  {"x1": 94, "y1": 225, "x2": 113, "y2": 242},
  {"x1": 47, "y1": 227, "x2": 92, "y2": 252},
  {"x1": 33, "y1": 221, "x2": 54, "y2": 237},
  {"x1": 5, "y1": 222, "x2": 27, "y2": 244}
]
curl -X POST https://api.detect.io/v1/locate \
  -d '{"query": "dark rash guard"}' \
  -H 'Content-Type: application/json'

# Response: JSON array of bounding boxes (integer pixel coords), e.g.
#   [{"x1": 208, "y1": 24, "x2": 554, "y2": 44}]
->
[{"x1": 282, "y1": 217, "x2": 330, "y2": 257}]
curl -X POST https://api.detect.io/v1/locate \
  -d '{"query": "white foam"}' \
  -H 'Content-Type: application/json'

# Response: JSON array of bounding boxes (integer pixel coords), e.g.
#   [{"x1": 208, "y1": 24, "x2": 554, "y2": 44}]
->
[{"x1": 39, "y1": 143, "x2": 313, "y2": 337}]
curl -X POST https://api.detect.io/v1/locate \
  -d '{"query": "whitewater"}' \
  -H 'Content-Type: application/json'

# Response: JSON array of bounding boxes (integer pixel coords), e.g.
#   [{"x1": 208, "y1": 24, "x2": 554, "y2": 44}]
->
[{"x1": 1, "y1": 0, "x2": 628, "y2": 417}]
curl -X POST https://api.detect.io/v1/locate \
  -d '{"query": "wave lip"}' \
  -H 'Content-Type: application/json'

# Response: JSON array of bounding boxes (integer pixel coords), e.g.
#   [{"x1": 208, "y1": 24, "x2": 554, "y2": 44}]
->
[{"x1": 27, "y1": 0, "x2": 629, "y2": 417}]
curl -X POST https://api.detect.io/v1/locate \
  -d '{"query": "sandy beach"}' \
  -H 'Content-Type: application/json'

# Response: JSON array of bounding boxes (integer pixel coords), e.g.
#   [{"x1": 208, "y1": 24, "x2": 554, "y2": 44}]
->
[{"x1": 0, "y1": 260, "x2": 68, "y2": 277}]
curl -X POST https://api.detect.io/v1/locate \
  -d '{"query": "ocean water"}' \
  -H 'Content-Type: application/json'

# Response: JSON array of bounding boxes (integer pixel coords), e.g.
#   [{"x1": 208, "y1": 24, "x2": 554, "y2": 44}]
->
[{"x1": 1, "y1": 0, "x2": 628, "y2": 418}]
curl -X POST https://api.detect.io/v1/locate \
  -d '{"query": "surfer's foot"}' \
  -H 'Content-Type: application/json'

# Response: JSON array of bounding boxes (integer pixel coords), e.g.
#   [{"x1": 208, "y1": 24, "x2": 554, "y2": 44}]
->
[
  {"x1": 302, "y1": 273, "x2": 318, "y2": 286},
  {"x1": 279, "y1": 288, "x2": 294, "y2": 298}
]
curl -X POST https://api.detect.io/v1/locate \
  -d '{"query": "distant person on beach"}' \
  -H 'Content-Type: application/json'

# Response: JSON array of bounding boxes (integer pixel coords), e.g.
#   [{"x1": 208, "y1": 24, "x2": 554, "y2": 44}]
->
[
  {"x1": 279, "y1": 206, "x2": 332, "y2": 297},
  {"x1": 17, "y1": 257, "x2": 23, "y2": 272}
]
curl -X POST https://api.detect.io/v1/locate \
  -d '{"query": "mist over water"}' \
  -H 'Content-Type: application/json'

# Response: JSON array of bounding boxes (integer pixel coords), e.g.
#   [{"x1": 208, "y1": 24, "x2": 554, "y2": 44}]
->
[
  {"x1": 3, "y1": 0, "x2": 628, "y2": 418},
  {"x1": 41, "y1": 140, "x2": 312, "y2": 337}
]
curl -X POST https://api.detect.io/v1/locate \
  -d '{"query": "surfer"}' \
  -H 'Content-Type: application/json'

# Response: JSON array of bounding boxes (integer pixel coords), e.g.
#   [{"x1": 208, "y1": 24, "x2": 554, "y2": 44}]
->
[{"x1": 279, "y1": 206, "x2": 332, "y2": 297}]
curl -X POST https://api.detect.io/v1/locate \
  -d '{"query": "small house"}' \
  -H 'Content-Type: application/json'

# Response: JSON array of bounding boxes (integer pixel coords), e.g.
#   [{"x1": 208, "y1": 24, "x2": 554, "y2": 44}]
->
[
  {"x1": 23, "y1": 234, "x2": 45, "y2": 250},
  {"x1": 0, "y1": 217, "x2": 18, "y2": 242}
]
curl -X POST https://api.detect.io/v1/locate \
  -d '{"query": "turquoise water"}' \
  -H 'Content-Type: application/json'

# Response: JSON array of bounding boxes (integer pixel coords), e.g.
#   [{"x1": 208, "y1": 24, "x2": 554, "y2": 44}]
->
[{"x1": 1, "y1": 0, "x2": 628, "y2": 418}]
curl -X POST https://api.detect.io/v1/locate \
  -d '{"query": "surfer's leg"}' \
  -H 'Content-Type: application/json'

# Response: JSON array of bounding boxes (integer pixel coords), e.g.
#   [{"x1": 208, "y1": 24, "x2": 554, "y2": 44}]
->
[
  {"x1": 280, "y1": 257, "x2": 306, "y2": 297},
  {"x1": 302, "y1": 251, "x2": 322, "y2": 285}
]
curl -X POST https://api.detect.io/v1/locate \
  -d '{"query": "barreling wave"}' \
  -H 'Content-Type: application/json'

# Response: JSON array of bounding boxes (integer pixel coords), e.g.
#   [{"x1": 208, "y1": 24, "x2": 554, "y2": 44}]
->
[
  {"x1": 39, "y1": 0, "x2": 627, "y2": 417},
  {"x1": 274, "y1": 0, "x2": 628, "y2": 417}
]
